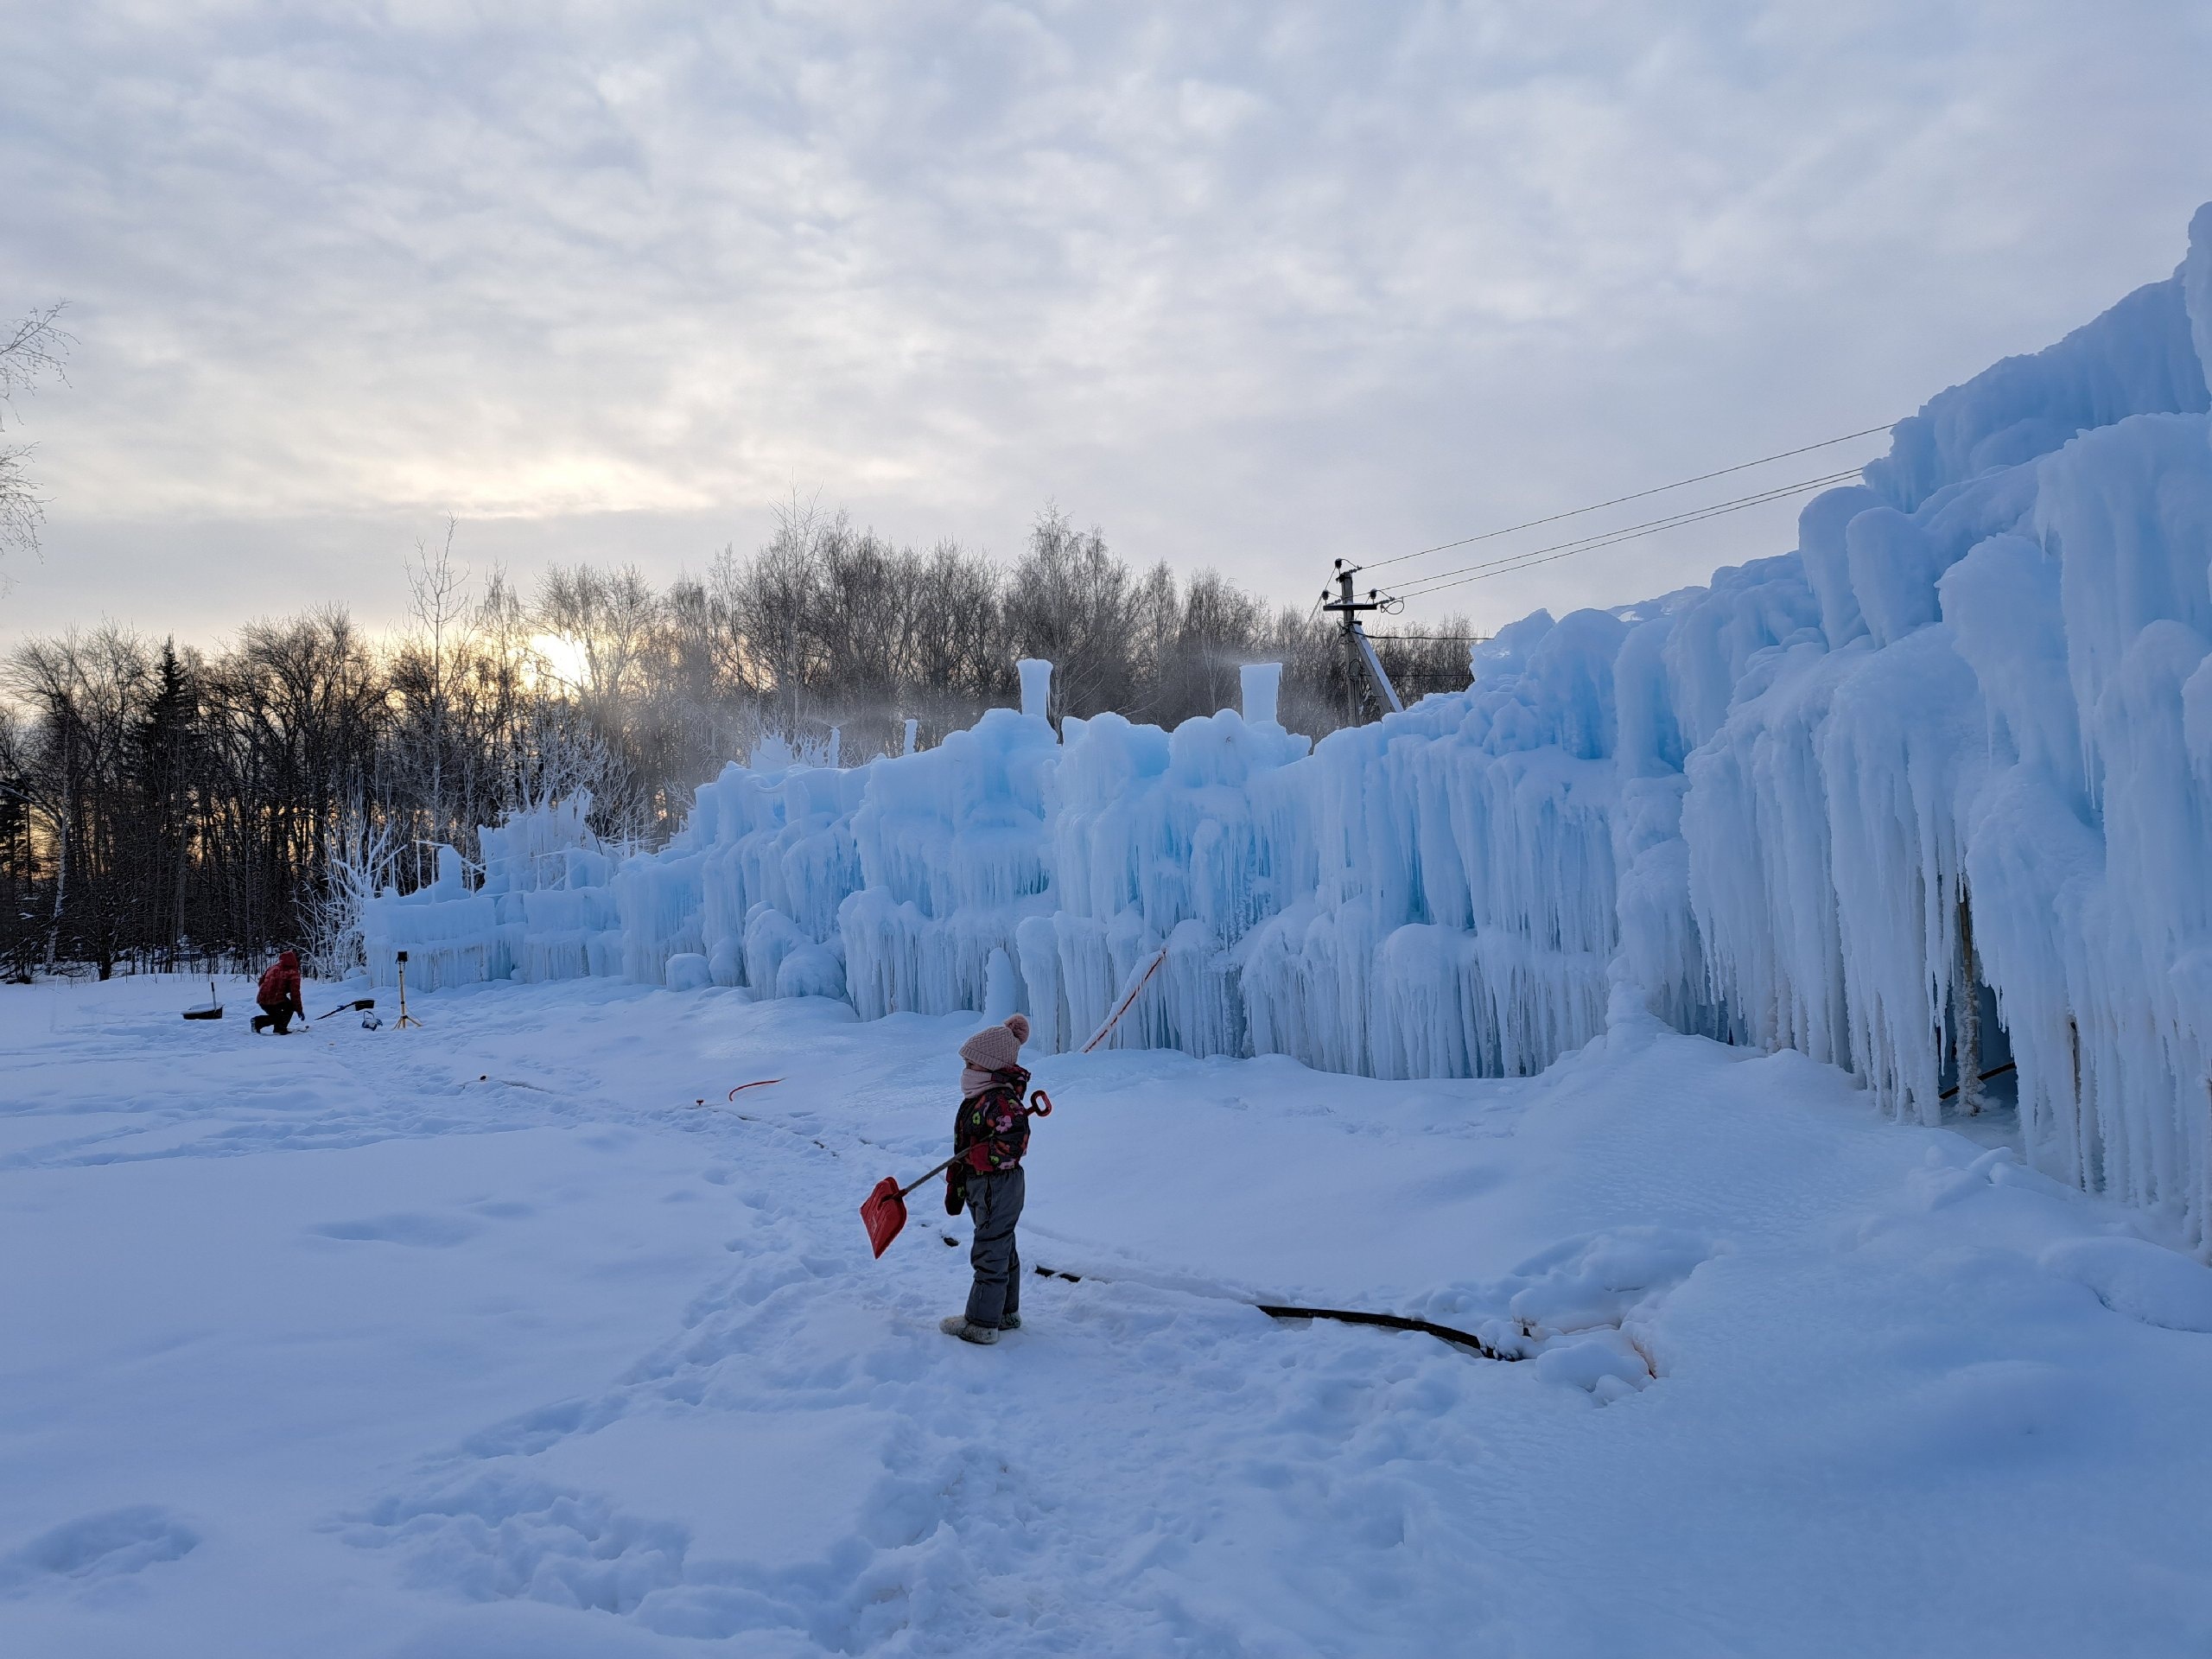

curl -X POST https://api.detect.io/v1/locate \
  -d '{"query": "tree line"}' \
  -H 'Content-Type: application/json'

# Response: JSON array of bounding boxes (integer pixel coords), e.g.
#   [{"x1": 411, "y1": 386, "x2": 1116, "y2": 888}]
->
[{"x1": 0, "y1": 503, "x2": 1475, "y2": 980}]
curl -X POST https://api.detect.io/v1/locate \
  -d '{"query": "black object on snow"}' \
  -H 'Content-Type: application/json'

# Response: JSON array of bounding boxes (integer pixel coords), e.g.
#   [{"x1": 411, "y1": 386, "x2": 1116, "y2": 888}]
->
[{"x1": 1029, "y1": 1264, "x2": 1521, "y2": 1363}]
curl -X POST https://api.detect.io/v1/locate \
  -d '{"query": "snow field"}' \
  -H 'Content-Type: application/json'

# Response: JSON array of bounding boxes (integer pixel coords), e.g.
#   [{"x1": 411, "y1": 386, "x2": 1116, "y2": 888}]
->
[{"x1": 7, "y1": 975, "x2": 2212, "y2": 1655}]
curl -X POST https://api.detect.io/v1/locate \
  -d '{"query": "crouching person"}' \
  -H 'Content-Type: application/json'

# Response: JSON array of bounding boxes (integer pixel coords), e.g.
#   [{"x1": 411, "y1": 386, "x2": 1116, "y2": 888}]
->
[
  {"x1": 251, "y1": 949, "x2": 305, "y2": 1034},
  {"x1": 941, "y1": 1014, "x2": 1033, "y2": 1346}
]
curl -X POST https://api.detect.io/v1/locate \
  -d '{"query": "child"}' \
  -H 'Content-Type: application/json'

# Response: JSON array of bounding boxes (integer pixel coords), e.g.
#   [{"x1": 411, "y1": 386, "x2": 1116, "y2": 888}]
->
[{"x1": 940, "y1": 1013, "x2": 1033, "y2": 1345}]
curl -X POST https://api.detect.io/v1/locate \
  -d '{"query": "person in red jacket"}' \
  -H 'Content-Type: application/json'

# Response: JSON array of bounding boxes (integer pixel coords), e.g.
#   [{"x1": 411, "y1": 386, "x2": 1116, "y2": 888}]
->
[
  {"x1": 251, "y1": 949, "x2": 305, "y2": 1034},
  {"x1": 941, "y1": 1014, "x2": 1033, "y2": 1345}
]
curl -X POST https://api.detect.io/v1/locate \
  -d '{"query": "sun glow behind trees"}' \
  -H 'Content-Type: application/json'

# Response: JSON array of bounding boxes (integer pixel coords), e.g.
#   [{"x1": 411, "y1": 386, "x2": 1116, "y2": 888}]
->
[{"x1": 525, "y1": 633, "x2": 593, "y2": 695}]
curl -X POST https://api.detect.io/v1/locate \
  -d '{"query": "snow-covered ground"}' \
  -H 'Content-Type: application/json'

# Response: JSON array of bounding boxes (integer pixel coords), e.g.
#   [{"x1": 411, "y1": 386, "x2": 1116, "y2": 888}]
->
[{"x1": 6, "y1": 973, "x2": 2212, "y2": 1656}]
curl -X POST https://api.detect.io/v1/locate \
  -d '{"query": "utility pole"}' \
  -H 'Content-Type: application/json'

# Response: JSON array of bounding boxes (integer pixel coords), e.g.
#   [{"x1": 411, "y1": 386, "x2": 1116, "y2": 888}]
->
[
  {"x1": 1322, "y1": 563, "x2": 1380, "y2": 724},
  {"x1": 1320, "y1": 561, "x2": 1402, "y2": 724}
]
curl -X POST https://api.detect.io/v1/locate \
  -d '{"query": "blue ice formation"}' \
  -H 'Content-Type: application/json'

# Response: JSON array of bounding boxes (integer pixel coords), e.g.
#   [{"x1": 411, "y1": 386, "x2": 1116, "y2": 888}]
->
[{"x1": 370, "y1": 204, "x2": 2212, "y2": 1247}]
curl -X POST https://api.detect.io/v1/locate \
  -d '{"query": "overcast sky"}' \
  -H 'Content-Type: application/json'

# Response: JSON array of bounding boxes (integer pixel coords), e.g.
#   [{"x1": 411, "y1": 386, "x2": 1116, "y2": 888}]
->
[{"x1": 4, "y1": 0, "x2": 2210, "y2": 652}]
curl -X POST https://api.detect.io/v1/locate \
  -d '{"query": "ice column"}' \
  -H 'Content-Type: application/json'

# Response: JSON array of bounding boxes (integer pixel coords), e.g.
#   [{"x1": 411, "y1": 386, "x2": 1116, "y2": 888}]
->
[
  {"x1": 1241, "y1": 662, "x2": 1281, "y2": 727},
  {"x1": 1019, "y1": 658, "x2": 1053, "y2": 720}
]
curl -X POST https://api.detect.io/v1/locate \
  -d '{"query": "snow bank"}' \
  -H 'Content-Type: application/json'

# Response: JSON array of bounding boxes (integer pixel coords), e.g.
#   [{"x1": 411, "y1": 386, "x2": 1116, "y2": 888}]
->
[{"x1": 365, "y1": 203, "x2": 2212, "y2": 1245}]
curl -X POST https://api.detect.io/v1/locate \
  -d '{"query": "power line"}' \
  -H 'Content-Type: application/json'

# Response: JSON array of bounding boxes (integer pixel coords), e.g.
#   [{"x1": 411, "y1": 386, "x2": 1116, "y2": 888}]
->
[
  {"x1": 1363, "y1": 421, "x2": 1895, "y2": 573},
  {"x1": 1389, "y1": 467, "x2": 1861, "y2": 598},
  {"x1": 1391, "y1": 468, "x2": 1863, "y2": 603}
]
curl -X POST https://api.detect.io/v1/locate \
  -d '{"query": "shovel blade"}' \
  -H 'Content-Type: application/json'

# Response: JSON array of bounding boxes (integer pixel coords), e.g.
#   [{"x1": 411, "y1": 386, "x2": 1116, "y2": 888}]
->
[{"x1": 861, "y1": 1176, "x2": 908, "y2": 1258}]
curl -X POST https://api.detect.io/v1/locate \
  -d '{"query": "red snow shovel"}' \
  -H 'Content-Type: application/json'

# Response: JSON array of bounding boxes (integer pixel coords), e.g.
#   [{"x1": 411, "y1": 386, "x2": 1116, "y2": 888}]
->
[{"x1": 861, "y1": 1090, "x2": 1053, "y2": 1257}]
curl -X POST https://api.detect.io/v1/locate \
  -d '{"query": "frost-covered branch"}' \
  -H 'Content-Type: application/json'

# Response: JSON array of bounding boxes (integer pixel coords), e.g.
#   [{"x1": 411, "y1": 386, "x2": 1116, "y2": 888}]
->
[
  {"x1": 304, "y1": 811, "x2": 397, "y2": 980},
  {"x1": 0, "y1": 302, "x2": 74, "y2": 564}
]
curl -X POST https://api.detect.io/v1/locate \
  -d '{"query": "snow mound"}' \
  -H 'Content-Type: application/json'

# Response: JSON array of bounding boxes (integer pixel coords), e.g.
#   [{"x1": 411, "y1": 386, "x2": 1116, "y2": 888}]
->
[
  {"x1": 1502, "y1": 1227, "x2": 1718, "y2": 1338},
  {"x1": 664, "y1": 953, "x2": 712, "y2": 993},
  {"x1": 1411, "y1": 1227, "x2": 1717, "y2": 1401},
  {"x1": 1533, "y1": 1331, "x2": 1656, "y2": 1403},
  {"x1": 2041, "y1": 1236, "x2": 2212, "y2": 1332}
]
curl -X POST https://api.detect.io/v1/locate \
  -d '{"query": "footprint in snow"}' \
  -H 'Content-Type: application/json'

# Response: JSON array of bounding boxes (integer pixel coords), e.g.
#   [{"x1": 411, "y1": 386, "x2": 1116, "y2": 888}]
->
[
  {"x1": 0, "y1": 1505, "x2": 200, "y2": 1593},
  {"x1": 305, "y1": 1212, "x2": 481, "y2": 1248},
  {"x1": 2040, "y1": 1236, "x2": 2212, "y2": 1332}
]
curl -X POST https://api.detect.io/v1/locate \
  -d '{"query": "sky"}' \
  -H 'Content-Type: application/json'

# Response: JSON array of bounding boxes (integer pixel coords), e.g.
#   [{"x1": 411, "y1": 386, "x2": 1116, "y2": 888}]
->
[{"x1": 3, "y1": 0, "x2": 2211, "y2": 652}]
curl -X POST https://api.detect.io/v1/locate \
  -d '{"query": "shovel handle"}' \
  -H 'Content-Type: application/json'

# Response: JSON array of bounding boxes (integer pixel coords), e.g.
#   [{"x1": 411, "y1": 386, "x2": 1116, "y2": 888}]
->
[{"x1": 897, "y1": 1155, "x2": 960, "y2": 1200}]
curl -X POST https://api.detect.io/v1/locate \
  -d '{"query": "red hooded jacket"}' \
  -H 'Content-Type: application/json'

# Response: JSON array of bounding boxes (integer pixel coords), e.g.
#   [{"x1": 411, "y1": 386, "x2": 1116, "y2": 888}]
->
[{"x1": 257, "y1": 950, "x2": 302, "y2": 1012}]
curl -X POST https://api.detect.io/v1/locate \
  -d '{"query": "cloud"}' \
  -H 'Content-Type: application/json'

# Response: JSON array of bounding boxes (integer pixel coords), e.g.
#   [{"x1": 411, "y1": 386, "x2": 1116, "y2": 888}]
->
[{"x1": 2, "y1": 0, "x2": 2209, "y2": 645}]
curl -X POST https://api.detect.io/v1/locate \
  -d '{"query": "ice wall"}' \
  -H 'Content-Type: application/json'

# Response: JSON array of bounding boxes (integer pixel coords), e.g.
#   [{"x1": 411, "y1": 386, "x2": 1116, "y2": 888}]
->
[
  {"x1": 840, "y1": 704, "x2": 1058, "y2": 1020},
  {"x1": 380, "y1": 204, "x2": 2212, "y2": 1246},
  {"x1": 1666, "y1": 218, "x2": 2212, "y2": 1248},
  {"x1": 1039, "y1": 688, "x2": 1308, "y2": 1058},
  {"x1": 365, "y1": 794, "x2": 620, "y2": 992}
]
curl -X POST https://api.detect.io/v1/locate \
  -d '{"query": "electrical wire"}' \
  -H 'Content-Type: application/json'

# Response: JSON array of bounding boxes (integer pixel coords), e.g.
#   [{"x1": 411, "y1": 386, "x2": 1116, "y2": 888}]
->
[
  {"x1": 1389, "y1": 467, "x2": 1861, "y2": 597},
  {"x1": 1363, "y1": 422, "x2": 1894, "y2": 574},
  {"x1": 1390, "y1": 468, "x2": 1863, "y2": 602}
]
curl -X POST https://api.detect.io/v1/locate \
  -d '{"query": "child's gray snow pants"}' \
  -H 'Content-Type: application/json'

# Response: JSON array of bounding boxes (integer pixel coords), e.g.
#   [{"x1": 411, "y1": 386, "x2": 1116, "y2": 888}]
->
[{"x1": 963, "y1": 1166, "x2": 1025, "y2": 1330}]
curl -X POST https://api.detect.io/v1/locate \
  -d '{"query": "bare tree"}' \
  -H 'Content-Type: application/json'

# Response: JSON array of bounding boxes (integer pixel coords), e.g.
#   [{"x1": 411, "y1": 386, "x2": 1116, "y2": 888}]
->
[
  {"x1": 302, "y1": 810, "x2": 397, "y2": 979},
  {"x1": 1164, "y1": 569, "x2": 1266, "y2": 717},
  {"x1": 206, "y1": 608, "x2": 385, "y2": 938},
  {"x1": 909, "y1": 538, "x2": 1013, "y2": 731},
  {"x1": 534, "y1": 563, "x2": 662, "y2": 708},
  {"x1": 716, "y1": 495, "x2": 828, "y2": 735},
  {"x1": 389, "y1": 518, "x2": 474, "y2": 847},
  {"x1": 1003, "y1": 506, "x2": 1143, "y2": 720},
  {"x1": 0, "y1": 302, "x2": 73, "y2": 567},
  {"x1": 4, "y1": 626, "x2": 156, "y2": 972},
  {"x1": 510, "y1": 702, "x2": 621, "y2": 817}
]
